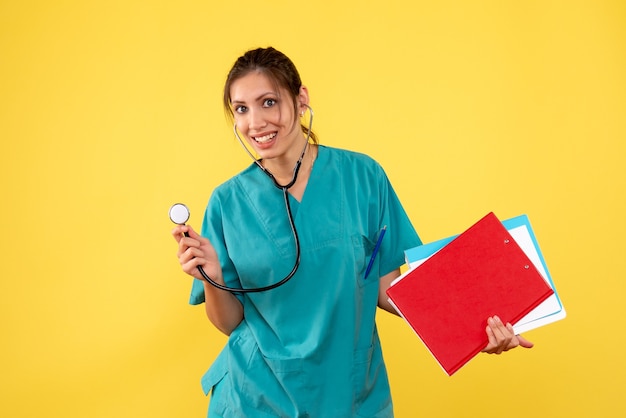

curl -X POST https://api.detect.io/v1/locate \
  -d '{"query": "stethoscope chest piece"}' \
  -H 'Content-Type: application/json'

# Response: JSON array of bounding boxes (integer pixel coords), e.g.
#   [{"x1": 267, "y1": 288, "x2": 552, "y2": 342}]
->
[{"x1": 169, "y1": 203, "x2": 190, "y2": 225}]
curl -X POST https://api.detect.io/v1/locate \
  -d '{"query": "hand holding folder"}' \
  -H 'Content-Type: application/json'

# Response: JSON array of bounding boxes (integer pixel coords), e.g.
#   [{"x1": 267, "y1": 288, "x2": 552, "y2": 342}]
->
[{"x1": 386, "y1": 212, "x2": 556, "y2": 376}]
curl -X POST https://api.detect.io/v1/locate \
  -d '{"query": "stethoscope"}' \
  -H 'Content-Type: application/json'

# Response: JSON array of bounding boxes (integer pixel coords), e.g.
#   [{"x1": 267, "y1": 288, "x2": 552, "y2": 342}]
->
[{"x1": 169, "y1": 105, "x2": 314, "y2": 293}]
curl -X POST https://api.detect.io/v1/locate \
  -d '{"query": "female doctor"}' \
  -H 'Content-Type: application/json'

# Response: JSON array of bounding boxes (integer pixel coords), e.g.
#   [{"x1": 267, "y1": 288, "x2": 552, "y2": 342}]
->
[{"x1": 172, "y1": 47, "x2": 533, "y2": 417}]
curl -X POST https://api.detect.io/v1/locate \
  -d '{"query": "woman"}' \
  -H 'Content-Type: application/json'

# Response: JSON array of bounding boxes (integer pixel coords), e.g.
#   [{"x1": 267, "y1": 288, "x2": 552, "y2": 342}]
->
[{"x1": 172, "y1": 47, "x2": 532, "y2": 417}]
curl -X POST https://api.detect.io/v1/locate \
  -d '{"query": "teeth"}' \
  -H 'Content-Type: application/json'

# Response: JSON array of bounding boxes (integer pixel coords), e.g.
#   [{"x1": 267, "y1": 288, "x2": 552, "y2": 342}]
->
[{"x1": 254, "y1": 133, "x2": 276, "y2": 143}]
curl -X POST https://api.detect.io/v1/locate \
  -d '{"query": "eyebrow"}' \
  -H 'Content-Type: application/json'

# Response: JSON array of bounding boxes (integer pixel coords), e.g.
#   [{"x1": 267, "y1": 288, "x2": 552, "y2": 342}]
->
[{"x1": 231, "y1": 91, "x2": 278, "y2": 105}]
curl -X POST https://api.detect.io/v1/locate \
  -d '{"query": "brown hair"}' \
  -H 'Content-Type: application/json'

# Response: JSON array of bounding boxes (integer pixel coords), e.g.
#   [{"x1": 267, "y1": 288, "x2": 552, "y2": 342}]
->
[{"x1": 223, "y1": 47, "x2": 318, "y2": 144}]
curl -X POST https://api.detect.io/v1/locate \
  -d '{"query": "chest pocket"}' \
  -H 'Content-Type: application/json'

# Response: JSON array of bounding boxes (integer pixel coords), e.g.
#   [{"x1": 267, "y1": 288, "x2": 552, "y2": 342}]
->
[{"x1": 352, "y1": 233, "x2": 378, "y2": 288}]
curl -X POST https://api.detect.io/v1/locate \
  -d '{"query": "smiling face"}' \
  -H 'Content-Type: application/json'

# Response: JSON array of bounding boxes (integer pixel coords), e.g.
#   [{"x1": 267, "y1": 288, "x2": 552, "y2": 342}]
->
[{"x1": 230, "y1": 71, "x2": 309, "y2": 164}]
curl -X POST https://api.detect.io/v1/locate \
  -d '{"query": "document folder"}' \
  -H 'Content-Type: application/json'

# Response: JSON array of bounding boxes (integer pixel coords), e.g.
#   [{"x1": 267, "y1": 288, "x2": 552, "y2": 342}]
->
[
  {"x1": 386, "y1": 212, "x2": 555, "y2": 376},
  {"x1": 403, "y1": 214, "x2": 566, "y2": 334}
]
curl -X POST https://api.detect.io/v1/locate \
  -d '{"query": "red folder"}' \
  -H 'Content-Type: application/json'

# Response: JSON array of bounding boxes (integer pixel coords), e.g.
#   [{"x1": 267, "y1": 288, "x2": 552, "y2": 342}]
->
[{"x1": 386, "y1": 212, "x2": 554, "y2": 375}]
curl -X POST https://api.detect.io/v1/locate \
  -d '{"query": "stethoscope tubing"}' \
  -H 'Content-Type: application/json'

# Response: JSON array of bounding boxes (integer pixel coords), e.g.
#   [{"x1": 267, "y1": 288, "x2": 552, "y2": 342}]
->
[
  {"x1": 194, "y1": 105, "x2": 313, "y2": 293},
  {"x1": 189, "y1": 188, "x2": 301, "y2": 293}
]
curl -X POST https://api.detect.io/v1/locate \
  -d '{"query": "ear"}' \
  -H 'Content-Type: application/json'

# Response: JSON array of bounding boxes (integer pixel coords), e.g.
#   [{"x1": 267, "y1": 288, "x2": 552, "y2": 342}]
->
[{"x1": 297, "y1": 85, "x2": 310, "y2": 114}]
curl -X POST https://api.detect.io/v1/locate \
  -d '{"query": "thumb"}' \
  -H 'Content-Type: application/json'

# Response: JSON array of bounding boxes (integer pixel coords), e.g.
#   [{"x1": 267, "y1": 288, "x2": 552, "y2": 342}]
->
[
  {"x1": 517, "y1": 335, "x2": 534, "y2": 349},
  {"x1": 507, "y1": 323, "x2": 534, "y2": 349}
]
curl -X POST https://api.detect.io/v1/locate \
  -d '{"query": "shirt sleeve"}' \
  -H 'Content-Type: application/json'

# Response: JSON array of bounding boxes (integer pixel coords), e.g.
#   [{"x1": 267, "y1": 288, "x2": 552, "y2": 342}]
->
[{"x1": 375, "y1": 163, "x2": 422, "y2": 277}]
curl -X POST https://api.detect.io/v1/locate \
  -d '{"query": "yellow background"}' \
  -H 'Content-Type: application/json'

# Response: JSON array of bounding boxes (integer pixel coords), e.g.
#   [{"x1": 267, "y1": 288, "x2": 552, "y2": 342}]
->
[{"x1": 1, "y1": 1, "x2": 624, "y2": 417}]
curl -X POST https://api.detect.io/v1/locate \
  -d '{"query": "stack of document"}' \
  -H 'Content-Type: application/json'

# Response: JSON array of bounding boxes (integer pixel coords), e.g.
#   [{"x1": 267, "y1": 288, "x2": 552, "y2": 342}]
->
[{"x1": 387, "y1": 212, "x2": 566, "y2": 376}]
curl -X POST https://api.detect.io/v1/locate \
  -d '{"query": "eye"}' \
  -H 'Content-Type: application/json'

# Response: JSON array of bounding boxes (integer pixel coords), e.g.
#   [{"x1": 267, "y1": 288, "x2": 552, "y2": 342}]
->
[
  {"x1": 234, "y1": 105, "x2": 248, "y2": 114},
  {"x1": 263, "y1": 98, "x2": 276, "y2": 107}
]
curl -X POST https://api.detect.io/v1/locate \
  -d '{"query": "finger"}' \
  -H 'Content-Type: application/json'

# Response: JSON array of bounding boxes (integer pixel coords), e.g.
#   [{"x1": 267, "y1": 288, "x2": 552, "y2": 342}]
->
[
  {"x1": 178, "y1": 231, "x2": 206, "y2": 254},
  {"x1": 500, "y1": 323, "x2": 519, "y2": 352},
  {"x1": 504, "y1": 323, "x2": 520, "y2": 351},
  {"x1": 181, "y1": 257, "x2": 206, "y2": 276},
  {"x1": 483, "y1": 317, "x2": 506, "y2": 354},
  {"x1": 511, "y1": 326, "x2": 534, "y2": 349},
  {"x1": 171, "y1": 225, "x2": 190, "y2": 242},
  {"x1": 489, "y1": 316, "x2": 511, "y2": 354},
  {"x1": 179, "y1": 245, "x2": 205, "y2": 264},
  {"x1": 517, "y1": 336, "x2": 534, "y2": 349},
  {"x1": 183, "y1": 225, "x2": 201, "y2": 239},
  {"x1": 497, "y1": 317, "x2": 515, "y2": 354},
  {"x1": 482, "y1": 322, "x2": 498, "y2": 353}
]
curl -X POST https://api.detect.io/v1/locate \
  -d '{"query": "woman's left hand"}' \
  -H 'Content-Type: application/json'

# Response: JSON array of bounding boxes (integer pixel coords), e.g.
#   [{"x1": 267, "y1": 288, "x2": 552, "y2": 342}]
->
[{"x1": 482, "y1": 316, "x2": 534, "y2": 354}]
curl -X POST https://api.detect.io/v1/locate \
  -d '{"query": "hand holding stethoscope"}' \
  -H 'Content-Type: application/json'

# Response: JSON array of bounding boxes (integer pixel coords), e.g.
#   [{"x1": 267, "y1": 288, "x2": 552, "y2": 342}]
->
[
  {"x1": 170, "y1": 201, "x2": 301, "y2": 293},
  {"x1": 170, "y1": 204, "x2": 225, "y2": 289}
]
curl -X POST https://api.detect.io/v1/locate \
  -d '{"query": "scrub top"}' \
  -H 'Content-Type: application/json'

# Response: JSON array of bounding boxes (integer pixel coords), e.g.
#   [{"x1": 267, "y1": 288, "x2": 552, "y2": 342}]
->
[{"x1": 189, "y1": 145, "x2": 421, "y2": 417}]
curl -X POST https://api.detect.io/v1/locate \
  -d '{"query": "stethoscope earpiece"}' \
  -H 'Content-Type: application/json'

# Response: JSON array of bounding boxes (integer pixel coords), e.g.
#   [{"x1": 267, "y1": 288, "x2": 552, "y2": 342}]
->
[{"x1": 232, "y1": 104, "x2": 314, "y2": 190}]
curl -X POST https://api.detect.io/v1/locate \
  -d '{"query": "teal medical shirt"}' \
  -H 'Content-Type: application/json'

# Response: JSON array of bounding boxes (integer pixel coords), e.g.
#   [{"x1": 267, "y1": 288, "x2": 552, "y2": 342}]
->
[{"x1": 190, "y1": 146, "x2": 421, "y2": 417}]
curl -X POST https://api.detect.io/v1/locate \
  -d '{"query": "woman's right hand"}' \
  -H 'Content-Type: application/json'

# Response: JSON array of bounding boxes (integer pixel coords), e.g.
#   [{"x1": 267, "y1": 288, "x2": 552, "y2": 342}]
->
[{"x1": 171, "y1": 225, "x2": 222, "y2": 282}]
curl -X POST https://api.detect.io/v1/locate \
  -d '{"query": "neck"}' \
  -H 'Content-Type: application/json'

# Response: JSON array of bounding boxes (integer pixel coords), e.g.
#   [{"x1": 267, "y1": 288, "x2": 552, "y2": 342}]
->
[
  {"x1": 273, "y1": 143, "x2": 317, "y2": 201},
  {"x1": 262, "y1": 140, "x2": 310, "y2": 185}
]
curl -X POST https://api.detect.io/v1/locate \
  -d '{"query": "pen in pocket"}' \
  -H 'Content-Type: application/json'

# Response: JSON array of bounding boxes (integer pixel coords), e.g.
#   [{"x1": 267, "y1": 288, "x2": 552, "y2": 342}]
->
[{"x1": 364, "y1": 226, "x2": 387, "y2": 280}]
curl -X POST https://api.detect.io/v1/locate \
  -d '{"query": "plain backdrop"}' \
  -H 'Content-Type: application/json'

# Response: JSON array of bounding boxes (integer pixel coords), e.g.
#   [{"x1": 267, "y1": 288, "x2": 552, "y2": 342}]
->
[{"x1": 1, "y1": 1, "x2": 625, "y2": 417}]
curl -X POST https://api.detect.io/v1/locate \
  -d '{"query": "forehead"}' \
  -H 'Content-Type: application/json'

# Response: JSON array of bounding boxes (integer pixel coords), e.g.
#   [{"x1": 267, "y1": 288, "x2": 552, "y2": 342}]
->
[{"x1": 229, "y1": 71, "x2": 286, "y2": 103}]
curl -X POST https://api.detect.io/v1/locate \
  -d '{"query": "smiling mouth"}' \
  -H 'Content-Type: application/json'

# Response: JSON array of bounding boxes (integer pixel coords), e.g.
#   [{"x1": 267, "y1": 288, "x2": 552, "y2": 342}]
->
[{"x1": 253, "y1": 132, "x2": 277, "y2": 144}]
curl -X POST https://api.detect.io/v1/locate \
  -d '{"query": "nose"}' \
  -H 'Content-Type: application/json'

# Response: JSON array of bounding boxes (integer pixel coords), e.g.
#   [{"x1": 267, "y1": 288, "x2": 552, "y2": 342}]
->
[{"x1": 248, "y1": 108, "x2": 266, "y2": 130}]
